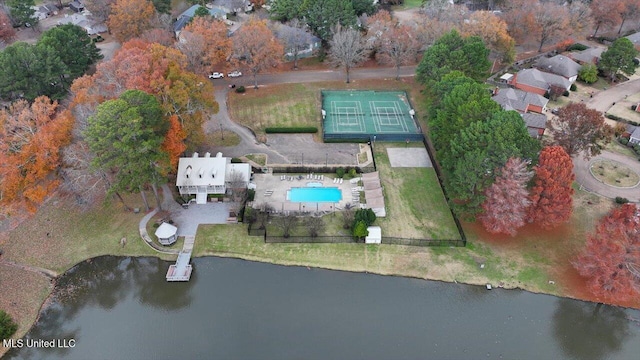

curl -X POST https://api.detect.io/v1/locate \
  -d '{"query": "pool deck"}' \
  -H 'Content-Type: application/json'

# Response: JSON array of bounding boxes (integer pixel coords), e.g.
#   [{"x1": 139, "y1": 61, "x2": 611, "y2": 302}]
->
[{"x1": 252, "y1": 174, "x2": 361, "y2": 213}]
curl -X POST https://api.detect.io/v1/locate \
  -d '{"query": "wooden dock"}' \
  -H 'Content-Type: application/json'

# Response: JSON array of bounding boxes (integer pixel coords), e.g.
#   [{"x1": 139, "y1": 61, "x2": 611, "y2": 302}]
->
[{"x1": 166, "y1": 235, "x2": 195, "y2": 282}]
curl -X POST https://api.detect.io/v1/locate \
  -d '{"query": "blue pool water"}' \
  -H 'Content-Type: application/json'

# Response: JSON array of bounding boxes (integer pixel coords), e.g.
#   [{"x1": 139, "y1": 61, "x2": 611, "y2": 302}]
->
[{"x1": 289, "y1": 187, "x2": 342, "y2": 202}]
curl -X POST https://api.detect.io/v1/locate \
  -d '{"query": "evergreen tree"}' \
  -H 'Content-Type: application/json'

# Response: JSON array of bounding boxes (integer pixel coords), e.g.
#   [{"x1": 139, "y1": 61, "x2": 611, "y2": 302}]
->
[
  {"x1": 599, "y1": 37, "x2": 639, "y2": 82},
  {"x1": 7, "y1": 0, "x2": 38, "y2": 28}
]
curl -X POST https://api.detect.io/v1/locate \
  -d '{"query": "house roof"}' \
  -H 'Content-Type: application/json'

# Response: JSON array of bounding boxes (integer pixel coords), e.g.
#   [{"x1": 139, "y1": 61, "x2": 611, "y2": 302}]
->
[
  {"x1": 516, "y1": 68, "x2": 572, "y2": 91},
  {"x1": 492, "y1": 88, "x2": 548, "y2": 113},
  {"x1": 69, "y1": 1, "x2": 84, "y2": 10},
  {"x1": 631, "y1": 127, "x2": 640, "y2": 140},
  {"x1": 626, "y1": 31, "x2": 640, "y2": 47},
  {"x1": 535, "y1": 55, "x2": 582, "y2": 79},
  {"x1": 174, "y1": 5, "x2": 226, "y2": 33},
  {"x1": 522, "y1": 112, "x2": 547, "y2": 130},
  {"x1": 176, "y1": 152, "x2": 229, "y2": 187},
  {"x1": 155, "y1": 222, "x2": 177, "y2": 239},
  {"x1": 570, "y1": 47, "x2": 605, "y2": 64}
]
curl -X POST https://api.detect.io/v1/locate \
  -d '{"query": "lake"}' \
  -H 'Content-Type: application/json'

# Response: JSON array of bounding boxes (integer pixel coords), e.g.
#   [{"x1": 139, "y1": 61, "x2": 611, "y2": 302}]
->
[{"x1": 7, "y1": 256, "x2": 640, "y2": 360}]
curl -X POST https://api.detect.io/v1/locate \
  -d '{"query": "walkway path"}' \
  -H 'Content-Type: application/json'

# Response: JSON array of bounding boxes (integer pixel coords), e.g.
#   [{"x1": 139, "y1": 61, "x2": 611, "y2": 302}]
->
[{"x1": 573, "y1": 150, "x2": 640, "y2": 202}]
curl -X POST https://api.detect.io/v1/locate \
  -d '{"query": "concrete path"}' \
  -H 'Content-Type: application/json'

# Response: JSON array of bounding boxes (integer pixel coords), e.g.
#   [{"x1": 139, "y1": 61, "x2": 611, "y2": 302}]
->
[{"x1": 573, "y1": 151, "x2": 640, "y2": 202}]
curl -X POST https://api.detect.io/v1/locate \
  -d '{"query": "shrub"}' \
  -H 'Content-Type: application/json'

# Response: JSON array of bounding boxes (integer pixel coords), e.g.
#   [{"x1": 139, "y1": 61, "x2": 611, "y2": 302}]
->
[
  {"x1": 264, "y1": 127, "x2": 317, "y2": 133},
  {"x1": 615, "y1": 197, "x2": 629, "y2": 204},
  {"x1": 235, "y1": 86, "x2": 245, "y2": 93},
  {"x1": 620, "y1": 137, "x2": 629, "y2": 145},
  {"x1": 570, "y1": 83, "x2": 577, "y2": 91},
  {"x1": 247, "y1": 189, "x2": 255, "y2": 202},
  {"x1": 336, "y1": 167, "x2": 345, "y2": 178},
  {"x1": 0, "y1": 310, "x2": 18, "y2": 341},
  {"x1": 567, "y1": 43, "x2": 588, "y2": 51},
  {"x1": 348, "y1": 168, "x2": 357, "y2": 178},
  {"x1": 578, "y1": 63, "x2": 598, "y2": 84},
  {"x1": 230, "y1": 157, "x2": 243, "y2": 163},
  {"x1": 632, "y1": 105, "x2": 637, "y2": 111},
  {"x1": 354, "y1": 208, "x2": 376, "y2": 226},
  {"x1": 563, "y1": 90, "x2": 570, "y2": 97}
]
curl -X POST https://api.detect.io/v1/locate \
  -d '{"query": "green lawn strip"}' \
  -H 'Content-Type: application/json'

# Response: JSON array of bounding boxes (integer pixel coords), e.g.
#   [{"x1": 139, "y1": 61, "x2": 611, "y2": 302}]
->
[
  {"x1": 372, "y1": 142, "x2": 460, "y2": 240},
  {"x1": 205, "y1": 130, "x2": 241, "y2": 147},
  {"x1": 605, "y1": 140, "x2": 639, "y2": 159}
]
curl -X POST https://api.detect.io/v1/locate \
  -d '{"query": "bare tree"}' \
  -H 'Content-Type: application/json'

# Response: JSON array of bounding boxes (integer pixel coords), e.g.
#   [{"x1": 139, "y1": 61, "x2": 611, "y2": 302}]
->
[
  {"x1": 342, "y1": 209, "x2": 354, "y2": 229},
  {"x1": 84, "y1": 0, "x2": 115, "y2": 24},
  {"x1": 176, "y1": 30, "x2": 207, "y2": 74},
  {"x1": 306, "y1": 216, "x2": 325, "y2": 237},
  {"x1": 532, "y1": 2, "x2": 569, "y2": 52},
  {"x1": 275, "y1": 19, "x2": 314, "y2": 69},
  {"x1": 327, "y1": 25, "x2": 370, "y2": 83},
  {"x1": 276, "y1": 214, "x2": 297, "y2": 238},
  {"x1": 257, "y1": 202, "x2": 274, "y2": 229},
  {"x1": 227, "y1": 170, "x2": 248, "y2": 203},
  {"x1": 376, "y1": 24, "x2": 418, "y2": 80},
  {"x1": 233, "y1": 17, "x2": 284, "y2": 89}
]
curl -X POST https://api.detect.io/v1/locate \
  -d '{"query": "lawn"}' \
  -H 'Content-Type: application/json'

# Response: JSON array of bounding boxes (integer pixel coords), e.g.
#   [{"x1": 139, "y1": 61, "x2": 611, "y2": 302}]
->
[
  {"x1": 227, "y1": 78, "x2": 422, "y2": 136},
  {"x1": 590, "y1": 159, "x2": 640, "y2": 187},
  {"x1": 392, "y1": 0, "x2": 423, "y2": 10},
  {"x1": 372, "y1": 142, "x2": 460, "y2": 240}
]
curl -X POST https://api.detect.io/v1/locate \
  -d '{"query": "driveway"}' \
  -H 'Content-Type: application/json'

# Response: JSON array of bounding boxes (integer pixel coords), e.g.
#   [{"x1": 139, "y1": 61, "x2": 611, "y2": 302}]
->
[{"x1": 573, "y1": 151, "x2": 640, "y2": 202}]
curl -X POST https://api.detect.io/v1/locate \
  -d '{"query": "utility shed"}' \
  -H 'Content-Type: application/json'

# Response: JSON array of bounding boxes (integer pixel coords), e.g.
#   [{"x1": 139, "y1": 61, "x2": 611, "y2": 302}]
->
[
  {"x1": 365, "y1": 226, "x2": 381, "y2": 244},
  {"x1": 155, "y1": 222, "x2": 178, "y2": 246}
]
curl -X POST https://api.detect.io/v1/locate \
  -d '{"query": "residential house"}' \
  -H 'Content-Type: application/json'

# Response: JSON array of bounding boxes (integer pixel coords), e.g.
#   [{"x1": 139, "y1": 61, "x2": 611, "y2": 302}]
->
[
  {"x1": 34, "y1": 4, "x2": 59, "y2": 20},
  {"x1": 69, "y1": 0, "x2": 85, "y2": 13},
  {"x1": 535, "y1": 55, "x2": 581, "y2": 83},
  {"x1": 272, "y1": 23, "x2": 321, "y2": 60},
  {"x1": 176, "y1": 152, "x2": 251, "y2": 205},
  {"x1": 508, "y1": 68, "x2": 572, "y2": 95},
  {"x1": 57, "y1": 13, "x2": 108, "y2": 35},
  {"x1": 173, "y1": 5, "x2": 227, "y2": 37},
  {"x1": 491, "y1": 87, "x2": 549, "y2": 138},
  {"x1": 630, "y1": 127, "x2": 640, "y2": 145},
  {"x1": 626, "y1": 31, "x2": 640, "y2": 50},
  {"x1": 569, "y1": 47, "x2": 605, "y2": 65},
  {"x1": 210, "y1": 0, "x2": 254, "y2": 14}
]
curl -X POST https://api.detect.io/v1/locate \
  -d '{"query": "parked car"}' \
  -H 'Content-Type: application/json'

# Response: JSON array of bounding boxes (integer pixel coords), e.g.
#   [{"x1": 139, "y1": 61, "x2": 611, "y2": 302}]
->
[
  {"x1": 208, "y1": 72, "x2": 224, "y2": 79},
  {"x1": 228, "y1": 70, "x2": 242, "y2": 78}
]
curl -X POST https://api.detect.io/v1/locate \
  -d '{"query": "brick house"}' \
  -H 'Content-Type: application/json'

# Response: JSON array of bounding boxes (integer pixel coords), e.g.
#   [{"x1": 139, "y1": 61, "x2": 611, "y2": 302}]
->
[{"x1": 509, "y1": 68, "x2": 572, "y2": 95}]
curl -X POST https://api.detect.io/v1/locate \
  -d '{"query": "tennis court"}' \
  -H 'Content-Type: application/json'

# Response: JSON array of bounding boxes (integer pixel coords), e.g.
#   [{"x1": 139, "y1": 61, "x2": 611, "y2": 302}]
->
[{"x1": 322, "y1": 90, "x2": 422, "y2": 141}]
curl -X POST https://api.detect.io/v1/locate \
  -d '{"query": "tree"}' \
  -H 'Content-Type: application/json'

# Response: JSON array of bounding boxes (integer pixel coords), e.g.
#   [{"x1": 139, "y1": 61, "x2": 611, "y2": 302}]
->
[
  {"x1": 617, "y1": 0, "x2": 640, "y2": 34},
  {"x1": 38, "y1": 24, "x2": 103, "y2": 86},
  {"x1": 353, "y1": 220, "x2": 369, "y2": 240},
  {"x1": 327, "y1": 25, "x2": 370, "y2": 83},
  {"x1": 193, "y1": 5, "x2": 211, "y2": 18},
  {"x1": 573, "y1": 204, "x2": 640, "y2": 304},
  {"x1": 7, "y1": 0, "x2": 37, "y2": 28},
  {"x1": 108, "y1": 0, "x2": 156, "y2": 43},
  {"x1": 478, "y1": 158, "x2": 533, "y2": 236},
  {"x1": 162, "y1": 115, "x2": 186, "y2": 169},
  {"x1": 276, "y1": 214, "x2": 297, "y2": 237},
  {"x1": 375, "y1": 24, "x2": 419, "y2": 80},
  {"x1": 578, "y1": 63, "x2": 598, "y2": 84},
  {"x1": 0, "y1": 310, "x2": 18, "y2": 341},
  {"x1": 599, "y1": 38, "x2": 639, "y2": 82},
  {"x1": 352, "y1": 0, "x2": 377, "y2": 16},
  {"x1": 274, "y1": 19, "x2": 314, "y2": 69},
  {"x1": 152, "y1": 0, "x2": 171, "y2": 14},
  {"x1": 444, "y1": 111, "x2": 540, "y2": 216},
  {"x1": 530, "y1": 1, "x2": 570, "y2": 52},
  {"x1": 527, "y1": 146, "x2": 574, "y2": 229},
  {"x1": 306, "y1": 216, "x2": 325, "y2": 237},
  {"x1": 342, "y1": 208, "x2": 355, "y2": 229},
  {"x1": 0, "y1": 42, "x2": 67, "y2": 101},
  {"x1": 269, "y1": 0, "x2": 305, "y2": 22},
  {"x1": 0, "y1": 10, "x2": 16, "y2": 46},
  {"x1": 549, "y1": 103, "x2": 612, "y2": 159},
  {"x1": 140, "y1": 28, "x2": 175, "y2": 47},
  {"x1": 590, "y1": 0, "x2": 624, "y2": 37},
  {"x1": 84, "y1": 90, "x2": 169, "y2": 211},
  {"x1": 84, "y1": 0, "x2": 115, "y2": 24},
  {"x1": 567, "y1": 0, "x2": 593, "y2": 36},
  {"x1": 416, "y1": 30, "x2": 490, "y2": 85},
  {"x1": 354, "y1": 208, "x2": 376, "y2": 226},
  {"x1": 305, "y1": 0, "x2": 357, "y2": 41},
  {"x1": 182, "y1": 16, "x2": 231, "y2": 73},
  {"x1": 0, "y1": 97, "x2": 73, "y2": 212},
  {"x1": 232, "y1": 18, "x2": 283, "y2": 89},
  {"x1": 461, "y1": 11, "x2": 515, "y2": 63}
]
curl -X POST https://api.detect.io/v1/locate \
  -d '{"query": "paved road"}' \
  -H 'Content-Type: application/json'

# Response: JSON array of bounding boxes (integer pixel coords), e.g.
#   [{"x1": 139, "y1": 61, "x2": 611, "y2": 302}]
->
[
  {"x1": 586, "y1": 76, "x2": 640, "y2": 113},
  {"x1": 573, "y1": 151, "x2": 640, "y2": 201}
]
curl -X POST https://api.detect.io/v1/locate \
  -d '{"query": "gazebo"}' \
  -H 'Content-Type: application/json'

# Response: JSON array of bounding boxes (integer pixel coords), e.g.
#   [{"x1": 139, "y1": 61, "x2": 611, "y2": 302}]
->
[{"x1": 155, "y1": 222, "x2": 178, "y2": 245}]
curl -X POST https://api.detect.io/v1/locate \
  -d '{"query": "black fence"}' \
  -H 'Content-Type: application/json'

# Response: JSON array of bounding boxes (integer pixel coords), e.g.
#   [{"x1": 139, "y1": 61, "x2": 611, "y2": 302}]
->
[
  {"x1": 381, "y1": 237, "x2": 465, "y2": 247},
  {"x1": 265, "y1": 235, "x2": 358, "y2": 244},
  {"x1": 324, "y1": 133, "x2": 424, "y2": 142},
  {"x1": 268, "y1": 165, "x2": 376, "y2": 174}
]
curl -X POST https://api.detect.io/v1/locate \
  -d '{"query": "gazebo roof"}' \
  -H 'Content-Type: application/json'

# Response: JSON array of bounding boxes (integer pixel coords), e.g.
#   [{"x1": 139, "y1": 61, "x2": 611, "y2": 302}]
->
[{"x1": 155, "y1": 222, "x2": 178, "y2": 239}]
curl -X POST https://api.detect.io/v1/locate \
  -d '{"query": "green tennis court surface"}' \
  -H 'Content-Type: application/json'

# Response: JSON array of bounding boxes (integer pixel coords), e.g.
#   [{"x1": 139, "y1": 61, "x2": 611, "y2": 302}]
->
[{"x1": 322, "y1": 90, "x2": 422, "y2": 141}]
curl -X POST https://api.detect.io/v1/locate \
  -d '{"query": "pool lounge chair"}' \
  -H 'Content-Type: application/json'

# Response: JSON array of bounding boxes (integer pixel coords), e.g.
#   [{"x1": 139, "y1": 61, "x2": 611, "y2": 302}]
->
[{"x1": 339, "y1": 178, "x2": 343, "y2": 184}]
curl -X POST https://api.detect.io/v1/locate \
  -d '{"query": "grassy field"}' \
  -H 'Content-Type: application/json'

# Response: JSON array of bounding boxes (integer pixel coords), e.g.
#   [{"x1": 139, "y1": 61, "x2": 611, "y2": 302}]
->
[
  {"x1": 227, "y1": 78, "x2": 422, "y2": 136},
  {"x1": 204, "y1": 130, "x2": 241, "y2": 147},
  {"x1": 590, "y1": 159, "x2": 640, "y2": 187},
  {"x1": 372, "y1": 142, "x2": 460, "y2": 239},
  {"x1": 392, "y1": 0, "x2": 423, "y2": 10}
]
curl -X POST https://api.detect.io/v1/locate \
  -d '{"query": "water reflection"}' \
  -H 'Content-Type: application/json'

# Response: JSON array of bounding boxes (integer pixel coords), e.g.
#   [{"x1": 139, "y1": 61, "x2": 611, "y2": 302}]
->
[
  {"x1": 553, "y1": 299, "x2": 631, "y2": 360},
  {"x1": 126, "y1": 257, "x2": 195, "y2": 310}
]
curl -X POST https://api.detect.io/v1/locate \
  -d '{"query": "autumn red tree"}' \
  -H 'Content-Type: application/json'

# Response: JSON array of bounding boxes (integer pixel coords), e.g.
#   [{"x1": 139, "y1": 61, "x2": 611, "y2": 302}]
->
[
  {"x1": 573, "y1": 204, "x2": 640, "y2": 304},
  {"x1": 527, "y1": 146, "x2": 575, "y2": 229},
  {"x1": 140, "y1": 28, "x2": 175, "y2": 47},
  {"x1": 549, "y1": 103, "x2": 613, "y2": 159},
  {"x1": 162, "y1": 115, "x2": 187, "y2": 169},
  {"x1": 0, "y1": 97, "x2": 73, "y2": 213},
  {"x1": 108, "y1": 0, "x2": 156, "y2": 43},
  {"x1": 0, "y1": 10, "x2": 16, "y2": 45},
  {"x1": 478, "y1": 158, "x2": 533, "y2": 236},
  {"x1": 181, "y1": 16, "x2": 231, "y2": 74},
  {"x1": 232, "y1": 18, "x2": 284, "y2": 89},
  {"x1": 618, "y1": 0, "x2": 640, "y2": 34},
  {"x1": 461, "y1": 11, "x2": 515, "y2": 62},
  {"x1": 590, "y1": 0, "x2": 624, "y2": 37}
]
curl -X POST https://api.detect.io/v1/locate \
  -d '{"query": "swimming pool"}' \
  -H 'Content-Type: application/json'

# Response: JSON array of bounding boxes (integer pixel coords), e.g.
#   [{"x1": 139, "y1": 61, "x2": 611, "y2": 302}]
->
[{"x1": 288, "y1": 187, "x2": 342, "y2": 202}]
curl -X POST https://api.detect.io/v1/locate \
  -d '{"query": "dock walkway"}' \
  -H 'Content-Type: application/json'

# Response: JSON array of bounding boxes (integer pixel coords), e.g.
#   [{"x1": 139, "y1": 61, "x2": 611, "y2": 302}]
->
[{"x1": 166, "y1": 235, "x2": 195, "y2": 281}]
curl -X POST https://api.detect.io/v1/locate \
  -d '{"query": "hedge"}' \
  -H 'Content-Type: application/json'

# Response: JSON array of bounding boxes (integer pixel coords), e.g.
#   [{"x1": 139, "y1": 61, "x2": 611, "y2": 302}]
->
[
  {"x1": 606, "y1": 114, "x2": 640, "y2": 126},
  {"x1": 567, "y1": 43, "x2": 589, "y2": 51},
  {"x1": 265, "y1": 127, "x2": 318, "y2": 133}
]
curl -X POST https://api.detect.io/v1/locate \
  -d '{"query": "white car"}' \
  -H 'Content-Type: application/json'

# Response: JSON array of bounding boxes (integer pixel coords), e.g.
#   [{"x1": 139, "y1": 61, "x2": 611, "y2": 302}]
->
[
  {"x1": 208, "y1": 72, "x2": 224, "y2": 79},
  {"x1": 228, "y1": 70, "x2": 242, "y2": 78}
]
